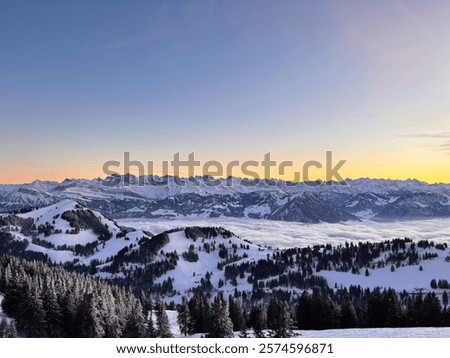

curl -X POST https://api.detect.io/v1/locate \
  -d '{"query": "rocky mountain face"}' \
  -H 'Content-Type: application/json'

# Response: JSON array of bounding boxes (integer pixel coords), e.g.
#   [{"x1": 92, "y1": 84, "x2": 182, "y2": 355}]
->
[{"x1": 268, "y1": 192, "x2": 355, "y2": 223}]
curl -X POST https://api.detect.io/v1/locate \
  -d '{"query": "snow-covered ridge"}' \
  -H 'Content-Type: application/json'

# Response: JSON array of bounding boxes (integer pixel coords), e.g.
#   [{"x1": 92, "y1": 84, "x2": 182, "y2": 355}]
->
[
  {"x1": 2, "y1": 176, "x2": 450, "y2": 222},
  {"x1": 1, "y1": 199, "x2": 152, "y2": 264}
]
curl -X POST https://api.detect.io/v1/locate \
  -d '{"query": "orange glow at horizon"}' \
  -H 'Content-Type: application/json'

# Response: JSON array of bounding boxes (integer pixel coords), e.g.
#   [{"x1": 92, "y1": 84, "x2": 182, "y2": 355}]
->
[{"x1": 1, "y1": 156, "x2": 449, "y2": 185}]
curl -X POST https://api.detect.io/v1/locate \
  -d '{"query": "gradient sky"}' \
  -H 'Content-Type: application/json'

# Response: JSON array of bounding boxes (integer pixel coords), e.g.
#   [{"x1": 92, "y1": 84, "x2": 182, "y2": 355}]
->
[{"x1": 1, "y1": 0, "x2": 450, "y2": 184}]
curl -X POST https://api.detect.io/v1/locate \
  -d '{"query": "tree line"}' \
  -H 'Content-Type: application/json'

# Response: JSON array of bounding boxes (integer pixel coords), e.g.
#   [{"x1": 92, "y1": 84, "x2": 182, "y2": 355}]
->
[
  {"x1": 0, "y1": 255, "x2": 173, "y2": 338},
  {"x1": 176, "y1": 288, "x2": 450, "y2": 338}
]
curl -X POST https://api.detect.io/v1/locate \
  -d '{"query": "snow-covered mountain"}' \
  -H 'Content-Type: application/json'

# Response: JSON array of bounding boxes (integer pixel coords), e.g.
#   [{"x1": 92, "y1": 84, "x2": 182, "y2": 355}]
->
[
  {"x1": 268, "y1": 192, "x2": 355, "y2": 223},
  {"x1": 0, "y1": 199, "x2": 153, "y2": 265},
  {"x1": 1, "y1": 176, "x2": 450, "y2": 222},
  {"x1": 1, "y1": 200, "x2": 450, "y2": 303}
]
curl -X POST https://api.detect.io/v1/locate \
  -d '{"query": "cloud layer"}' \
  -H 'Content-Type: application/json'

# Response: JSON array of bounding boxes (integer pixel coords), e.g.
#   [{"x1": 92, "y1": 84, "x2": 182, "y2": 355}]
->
[{"x1": 119, "y1": 217, "x2": 450, "y2": 249}]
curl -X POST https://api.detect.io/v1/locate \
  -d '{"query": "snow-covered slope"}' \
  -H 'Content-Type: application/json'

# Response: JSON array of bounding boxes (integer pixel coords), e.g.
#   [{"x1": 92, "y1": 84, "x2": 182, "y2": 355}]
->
[
  {"x1": 2, "y1": 200, "x2": 450, "y2": 303},
  {"x1": 0, "y1": 199, "x2": 152, "y2": 265}
]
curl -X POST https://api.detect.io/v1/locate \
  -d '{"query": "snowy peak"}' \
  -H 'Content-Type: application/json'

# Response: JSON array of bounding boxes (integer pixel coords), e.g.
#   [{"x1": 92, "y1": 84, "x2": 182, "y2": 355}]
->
[
  {"x1": 375, "y1": 192, "x2": 450, "y2": 219},
  {"x1": 0, "y1": 200, "x2": 152, "y2": 265},
  {"x1": 18, "y1": 199, "x2": 121, "y2": 239},
  {"x1": 2, "y1": 177, "x2": 450, "y2": 222}
]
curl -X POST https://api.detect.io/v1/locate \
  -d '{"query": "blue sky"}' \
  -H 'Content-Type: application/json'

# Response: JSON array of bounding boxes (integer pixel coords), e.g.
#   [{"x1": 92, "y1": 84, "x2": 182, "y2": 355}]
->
[{"x1": 1, "y1": 0, "x2": 450, "y2": 183}]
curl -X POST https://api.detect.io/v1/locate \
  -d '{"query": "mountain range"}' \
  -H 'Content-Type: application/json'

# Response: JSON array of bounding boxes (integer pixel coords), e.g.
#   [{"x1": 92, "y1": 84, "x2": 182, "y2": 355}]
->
[{"x1": 1, "y1": 176, "x2": 450, "y2": 222}]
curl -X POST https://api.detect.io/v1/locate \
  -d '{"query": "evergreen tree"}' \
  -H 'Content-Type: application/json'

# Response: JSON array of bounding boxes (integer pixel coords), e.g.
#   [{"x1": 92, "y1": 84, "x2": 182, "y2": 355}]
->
[
  {"x1": 297, "y1": 291, "x2": 313, "y2": 330},
  {"x1": 42, "y1": 278, "x2": 63, "y2": 337},
  {"x1": 20, "y1": 283, "x2": 47, "y2": 337},
  {"x1": 267, "y1": 297, "x2": 294, "y2": 338},
  {"x1": 422, "y1": 292, "x2": 442, "y2": 327},
  {"x1": 60, "y1": 289, "x2": 78, "y2": 337},
  {"x1": 0, "y1": 318, "x2": 7, "y2": 338},
  {"x1": 207, "y1": 294, "x2": 234, "y2": 338},
  {"x1": 443, "y1": 291, "x2": 449, "y2": 308},
  {"x1": 140, "y1": 291, "x2": 151, "y2": 318},
  {"x1": 239, "y1": 309, "x2": 249, "y2": 338},
  {"x1": 249, "y1": 304, "x2": 267, "y2": 338},
  {"x1": 177, "y1": 296, "x2": 192, "y2": 336},
  {"x1": 340, "y1": 298, "x2": 358, "y2": 328},
  {"x1": 228, "y1": 297, "x2": 245, "y2": 332},
  {"x1": 0, "y1": 318, "x2": 17, "y2": 338},
  {"x1": 75, "y1": 292, "x2": 105, "y2": 338},
  {"x1": 146, "y1": 296, "x2": 156, "y2": 338},
  {"x1": 122, "y1": 301, "x2": 148, "y2": 338},
  {"x1": 383, "y1": 289, "x2": 403, "y2": 327},
  {"x1": 430, "y1": 279, "x2": 438, "y2": 289},
  {"x1": 365, "y1": 289, "x2": 386, "y2": 327},
  {"x1": 6, "y1": 320, "x2": 18, "y2": 338},
  {"x1": 406, "y1": 293, "x2": 424, "y2": 327},
  {"x1": 102, "y1": 288, "x2": 123, "y2": 338},
  {"x1": 155, "y1": 296, "x2": 172, "y2": 338}
]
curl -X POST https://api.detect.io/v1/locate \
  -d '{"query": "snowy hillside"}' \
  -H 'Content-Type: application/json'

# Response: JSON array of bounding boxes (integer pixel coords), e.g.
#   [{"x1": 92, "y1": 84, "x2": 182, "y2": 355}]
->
[
  {"x1": 0, "y1": 199, "x2": 152, "y2": 265},
  {"x1": 1, "y1": 200, "x2": 450, "y2": 304},
  {"x1": 2, "y1": 200, "x2": 450, "y2": 338}
]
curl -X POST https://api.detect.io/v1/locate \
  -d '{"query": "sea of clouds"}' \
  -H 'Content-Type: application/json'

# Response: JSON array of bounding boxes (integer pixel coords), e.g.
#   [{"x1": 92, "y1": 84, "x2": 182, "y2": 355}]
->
[{"x1": 118, "y1": 217, "x2": 450, "y2": 249}]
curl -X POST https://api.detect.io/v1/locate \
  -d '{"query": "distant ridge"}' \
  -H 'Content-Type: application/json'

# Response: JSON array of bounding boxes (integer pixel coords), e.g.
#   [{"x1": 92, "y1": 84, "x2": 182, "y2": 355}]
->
[{"x1": 1, "y1": 176, "x2": 450, "y2": 222}]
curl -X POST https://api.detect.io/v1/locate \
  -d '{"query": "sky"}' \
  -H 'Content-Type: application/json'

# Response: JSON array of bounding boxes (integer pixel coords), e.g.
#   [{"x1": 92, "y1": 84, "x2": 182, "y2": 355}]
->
[{"x1": 1, "y1": 0, "x2": 450, "y2": 184}]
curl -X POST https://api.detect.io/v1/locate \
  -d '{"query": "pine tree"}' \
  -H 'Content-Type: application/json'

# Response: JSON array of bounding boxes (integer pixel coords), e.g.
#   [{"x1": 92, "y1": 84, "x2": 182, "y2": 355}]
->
[
  {"x1": 228, "y1": 297, "x2": 245, "y2": 332},
  {"x1": 365, "y1": 289, "x2": 385, "y2": 327},
  {"x1": 140, "y1": 291, "x2": 151, "y2": 318},
  {"x1": 0, "y1": 318, "x2": 17, "y2": 338},
  {"x1": 42, "y1": 278, "x2": 63, "y2": 337},
  {"x1": 249, "y1": 304, "x2": 266, "y2": 338},
  {"x1": 177, "y1": 296, "x2": 192, "y2": 336},
  {"x1": 443, "y1": 291, "x2": 449, "y2": 308},
  {"x1": 75, "y1": 292, "x2": 105, "y2": 338},
  {"x1": 422, "y1": 292, "x2": 442, "y2": 327},
  {"x1": 122, "y1": 301, "x2": 148, "y2": 338},
  {"x1": 20, "y1": 283, "x2": 47, "y2": 337},
  {"x1": 0, "y1": 318, "x2": 7, "y2": 338},
  {"x1": 60, "y1": 289, "x2": 77, "y2": 337},
  {"x1": 102, "y1": 288, "x2": 122, "y2": 338},
  {"x1": 6, "y1": 320, "x2": 18, "y2": 338},
  {"x1": 297, "y1": 291, "x2": 313, "y2": 329},
  {"x1": 207, "y1": 294, "x2": 234, "y2": 338},
  {"x1": 201, "y1": 296, "x2": 213, "y2": 334},
  {"x1": 155, "y1": 296, "x2": 173, "y2": 338},
  {"x1": 267, "y1": 297, "x2": 294, "y2": 338},
  {"x1": 188, "y1": 295, "x2": 205, "y2": 333},
  {"x1": 239, "y1": 309, "x2": 249, "y2": 338},
  {"x1": 430, "y1": 279, "x2": 438, "y2": 289},
  {"x1": 384, "y1": 289, "x2": 403, "y2": 327},
  {"x1": 146, "y1": 296, "x2": 156, "y2": 337},
  {"x1": 406, "y1": 293, "x2": 424, "y2": 327},
  {"x1": 340, "y1": 298, "x2": 358, "y2": 328},
  {"x1": 186, "y1": 295, "x2": 213, "y2": 334}
]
